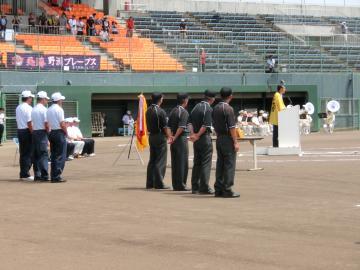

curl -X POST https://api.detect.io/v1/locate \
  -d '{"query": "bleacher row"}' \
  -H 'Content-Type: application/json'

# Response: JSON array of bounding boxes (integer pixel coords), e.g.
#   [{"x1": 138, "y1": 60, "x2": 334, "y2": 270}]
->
[{"x1": 0, "y1": 3, "x2": 360, "y2": 73}]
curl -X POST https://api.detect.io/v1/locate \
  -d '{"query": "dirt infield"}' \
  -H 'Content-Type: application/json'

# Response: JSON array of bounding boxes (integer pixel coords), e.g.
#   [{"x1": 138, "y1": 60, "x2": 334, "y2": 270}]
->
[{"x1": 0, "y1": 131, "x2": 359, "y2": 270}]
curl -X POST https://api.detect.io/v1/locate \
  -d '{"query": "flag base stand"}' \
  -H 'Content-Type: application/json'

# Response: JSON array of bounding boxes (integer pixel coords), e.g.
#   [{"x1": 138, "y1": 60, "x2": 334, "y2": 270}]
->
[{"x1": 113, "y1": 132, "x2": 145, "y2": 166}]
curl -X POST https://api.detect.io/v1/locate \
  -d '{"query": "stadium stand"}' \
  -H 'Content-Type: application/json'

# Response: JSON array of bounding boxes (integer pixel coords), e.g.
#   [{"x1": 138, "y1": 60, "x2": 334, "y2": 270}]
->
[
  {"x1": 192, "y1": 12, "x2": 347, "y2": 72},
  {"x1": 134, "y1": 11, "x2": 264, "y2": 72},
  {"x1": 1, "y1": 1, "x2": 359, "y2": 73},
  {"x1": 38, "y1": 2, "x2": 184, "y2": 72}
]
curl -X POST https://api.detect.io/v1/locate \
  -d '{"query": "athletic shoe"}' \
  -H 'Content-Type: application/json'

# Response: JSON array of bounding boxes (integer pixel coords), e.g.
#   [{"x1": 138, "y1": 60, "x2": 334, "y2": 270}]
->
[{"x1": 20, "y1": 176, "x2": 34, "y2": 181}]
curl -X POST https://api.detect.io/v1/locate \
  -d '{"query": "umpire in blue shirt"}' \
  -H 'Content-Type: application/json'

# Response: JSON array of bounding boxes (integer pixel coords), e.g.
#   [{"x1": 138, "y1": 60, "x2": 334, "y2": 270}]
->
[
  {"x1": 212, "y1": 87, "x2": 240, "y2": 198},
  {"x1": 146, "y1": 92, "x2": 173, "y2": 189},
  {"x1": 168, "y1": 93, "x2": 190, "y2": 191},
  {"x1": 31, "y1": 91, "x2": 50, "y2": 181}
]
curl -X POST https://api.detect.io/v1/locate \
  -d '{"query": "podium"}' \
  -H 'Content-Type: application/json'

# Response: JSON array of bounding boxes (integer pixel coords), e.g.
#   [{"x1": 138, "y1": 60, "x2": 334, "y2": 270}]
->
[{"x1": 259, "y1": 105, "x2": 302, "y2": 156}]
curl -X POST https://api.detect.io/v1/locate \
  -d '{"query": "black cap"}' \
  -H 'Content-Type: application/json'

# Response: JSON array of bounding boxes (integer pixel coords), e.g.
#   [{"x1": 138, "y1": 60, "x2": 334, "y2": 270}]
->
[
  {"x1": 151, "y1": 92, "x2": 163, "y2": 104},
  {"x1": 220, "y1": 87, "x2": 233, "y2": 99},
  {"x1": 177, "y1": 92, "x2": 189, "y2": 103},
  {"x1": 204, "y1": 89, "x2": 216, "y2": 98}
]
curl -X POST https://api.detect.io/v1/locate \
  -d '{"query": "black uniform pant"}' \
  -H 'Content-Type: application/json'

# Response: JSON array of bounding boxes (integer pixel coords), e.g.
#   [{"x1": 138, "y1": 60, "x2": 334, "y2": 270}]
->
[
  {"x1": 191, "y1": 134, "x2": 213, "y2": 192},
  {"x1": 67, "y1": 142, "x2": 75, "y2": 158},
  {"x1": 273, "y1": 125, "x2": 279, "y2": 148},
  {"x1": 170, "y1": 135, "x2": 188, "y2": 190},
  {"x1": 32, "y1": 130, "x2": 49, "y2": 180},
  {"x1": 81, "y1": 138, "x2": 95, "y2": 155},
  {"x1": 215, "y1": 135, "x2": 236, "y2": 193},
  {"x1": 146, "y1": 133, "x2": 167, "y2": 188},
  {"x1": 17, "y1": 128, "x2": 33, "y2": 178},
  {"x1": 0, "y1": 124, "x2": 4, "y2": 143},
  {"x1": 49, "y1": 130, "x2": 67, "y2": 180}
]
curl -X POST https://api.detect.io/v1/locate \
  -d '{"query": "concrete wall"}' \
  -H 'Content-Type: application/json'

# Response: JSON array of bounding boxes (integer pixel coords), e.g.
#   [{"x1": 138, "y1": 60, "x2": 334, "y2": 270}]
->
[
  {"x1": 129, "y1": 0, "x2": 360, "y2": 17},
  {"x1": 80, "y1": 0, "x2": 360, "y2": 17}
]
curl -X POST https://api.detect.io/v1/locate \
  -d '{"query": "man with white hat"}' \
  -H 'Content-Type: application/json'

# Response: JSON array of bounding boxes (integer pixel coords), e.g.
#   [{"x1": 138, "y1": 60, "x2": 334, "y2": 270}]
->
[
  {"x1": 16, "y1": 90, "x2": 35, "y2": 180},
  {"x1": 66, "y1": 117, "x2": 84, "y2": 158},
  {"x1": 47, "y1": 92, "x2": 67, "y2": 183},
  {"x1": 72, "y1": 117, "x2": 95, "y2": 157},
  {"x1": 31, "y1": 91, "x2": 50, "y2": 181}
]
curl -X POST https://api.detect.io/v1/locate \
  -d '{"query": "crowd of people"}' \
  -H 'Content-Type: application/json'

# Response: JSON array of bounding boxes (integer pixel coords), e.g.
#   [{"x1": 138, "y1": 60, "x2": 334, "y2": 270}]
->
[
  {"x1": 25, "y1": 12, "x2": 126, "y2": 38},
  {"x1": 15, "y1": 90, "x2": 95, "y2": 183}
]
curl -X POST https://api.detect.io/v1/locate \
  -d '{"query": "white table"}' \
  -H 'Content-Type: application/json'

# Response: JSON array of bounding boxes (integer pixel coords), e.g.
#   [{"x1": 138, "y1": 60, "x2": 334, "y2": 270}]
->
[{"x1": 212, "y1": 136, "x2": 264, "y2": 171}]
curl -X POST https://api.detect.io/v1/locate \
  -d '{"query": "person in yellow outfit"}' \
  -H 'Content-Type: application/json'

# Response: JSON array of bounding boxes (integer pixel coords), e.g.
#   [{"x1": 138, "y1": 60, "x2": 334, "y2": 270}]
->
[{"x1": 269, "y1": 85, "x2": 286, "y2": 147}]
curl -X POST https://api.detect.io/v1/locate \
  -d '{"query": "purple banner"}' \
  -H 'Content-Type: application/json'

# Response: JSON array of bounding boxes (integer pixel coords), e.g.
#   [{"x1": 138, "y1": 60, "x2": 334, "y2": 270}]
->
[{"x1": 7, "y1": 53, "x2": 100, "y2": 71}]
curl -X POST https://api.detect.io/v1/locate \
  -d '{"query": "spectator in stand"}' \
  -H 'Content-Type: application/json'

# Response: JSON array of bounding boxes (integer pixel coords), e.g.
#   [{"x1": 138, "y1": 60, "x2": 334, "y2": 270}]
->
[
  {"x1": 38, "y1": 12, "x2": 47, "y2": 34},
  {"x1": 51, "y1": 0, "x2": 59, "y2": 6},
  {"x1": 341, "y1": 21, "x2": 348, "y2": 42},
  {"x1": 179, "y1": 18, "x2": 187, "y2": 39},
  {"x1": 102, "y1": 16, "x2": 110, "y2": 33},
  {"x1": 126, "y1": 16, "x2": 134, "y2": 38},
  {"x1": 68, "y1": 15, "x2": 77, "y2": 35},
  {"x1": 47, "y1": 15, "x2": 55, "y2": 34},
  {"x1": 28, "y1": 12, "x2": 36, "y2": 33},
  {"x1": 86, "y1": 15, "x2": 95, "y2": 36},
  {"x1": 200, "y1": 48, "x2": 206, "y2": 72},
  {"x1": 0, "y1": 107, "x2": 5, "y2": 146},
  {"x1": 12, "y1": 15, "x2": 21, "y2": 33},
  {"x1": 62, "y1": 0, "x2": 71, "y2": 11},
  {"x1": 111, "y1": 21, "x2": 118, "y2": 34},
  {"x1": 0, "y1": 15, "x2": 8, "y2": 40},
  {"x1": 59, "y1": 12, "x2": 67, "y2": 34},
  {"x1": 76, "y1": 17, "x2": 85, "y2": 36},
  {"x1": 266, "y1": 55, "x2": 276, "y2": 73}
]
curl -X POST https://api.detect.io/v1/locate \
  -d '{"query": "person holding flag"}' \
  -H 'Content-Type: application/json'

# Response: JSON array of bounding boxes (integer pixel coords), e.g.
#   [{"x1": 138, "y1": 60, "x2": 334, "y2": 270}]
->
[{"x1": 145, "y1": 93, "x2": 173, "y2": 190}]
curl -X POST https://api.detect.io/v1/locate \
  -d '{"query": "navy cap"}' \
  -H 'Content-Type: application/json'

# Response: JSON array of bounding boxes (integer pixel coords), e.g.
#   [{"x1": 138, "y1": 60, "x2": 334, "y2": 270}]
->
[
  {"x1": 220, "y1": 87, "x2": 233, "y2": 98},
  {"x1": 204, "y1": 89, "x2": 216, "y2": 98}
]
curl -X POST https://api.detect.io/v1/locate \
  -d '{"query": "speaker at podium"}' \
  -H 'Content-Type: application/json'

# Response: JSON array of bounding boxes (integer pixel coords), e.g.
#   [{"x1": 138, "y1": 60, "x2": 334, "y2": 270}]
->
[{"x1": 258, "y1": 105, "x2": 302, "y2": 156}]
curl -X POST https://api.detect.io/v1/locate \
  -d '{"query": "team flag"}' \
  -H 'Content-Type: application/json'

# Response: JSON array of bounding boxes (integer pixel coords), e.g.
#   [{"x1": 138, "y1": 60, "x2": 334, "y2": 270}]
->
[{"x1": 135, "y1": 94, "x2": 149, "y2": 151}]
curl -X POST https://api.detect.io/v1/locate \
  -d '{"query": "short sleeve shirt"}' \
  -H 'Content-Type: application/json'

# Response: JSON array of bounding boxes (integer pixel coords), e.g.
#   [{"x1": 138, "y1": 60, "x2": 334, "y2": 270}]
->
[
  {"x1": 31, "y1": 103, "x2": 48, "y2": 130},
  {"x1": 146, "y1": 104, "x2": 168, "y2": 134},
  {"x1": 168, "y1": 105, "x2": 189, "y2": 134},
  {"x1": 47, "y1": 104, "x2": 65, "y2": 130},
  {"x1": 0, "y1": 112, "x2": 5, "y2": 125},
  {"x1": 16, "y1": 103, "x2": 32, "y2": 129},
  {"x1": 189, "y1": 101, "x2": 212, "y2": 133},
  {"x1": 212, "y1": 102, "x2": 236, "y2": 135}
]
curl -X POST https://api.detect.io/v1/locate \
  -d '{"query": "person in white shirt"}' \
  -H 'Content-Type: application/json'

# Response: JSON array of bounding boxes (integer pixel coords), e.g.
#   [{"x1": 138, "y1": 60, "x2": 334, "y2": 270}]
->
[
  {"x1": 122, "y1": 110, "x2": 134, "y2": 135},
  {"x1": 16, "y1": 90, "x2": 34, "y2": 180},
  {"x1": 68, "y1": 15, "x2": 77, "y2": 35},
  {"x1": 47, "y1": 92, "x2": 67, "y2": 183},
  {"x1": 72, "y1": 118, "x2": 95, "y2": 156},
  {"x1": 76, "y1": 17, "x2": 84, "y2": 36},
  {"x1": 66, "y1": 118, "x2": 84, "y2": 157},
  {"x1": 31, "y1": 91, "x2": 50, "y2": 181},
  {"x1": 0, "y1": 107, "x2": 5, "y2": 145},
  {"x1": 266, "y1": 55, "x2": 276, "y2": 73}
]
